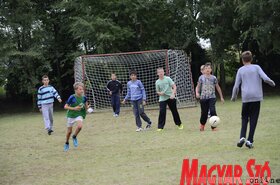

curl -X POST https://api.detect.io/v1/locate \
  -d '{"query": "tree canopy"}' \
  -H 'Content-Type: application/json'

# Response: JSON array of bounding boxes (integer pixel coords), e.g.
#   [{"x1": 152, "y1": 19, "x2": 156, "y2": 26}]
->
[{"x1": 0, "y1": 0, "x2": 279, "y2": 104}]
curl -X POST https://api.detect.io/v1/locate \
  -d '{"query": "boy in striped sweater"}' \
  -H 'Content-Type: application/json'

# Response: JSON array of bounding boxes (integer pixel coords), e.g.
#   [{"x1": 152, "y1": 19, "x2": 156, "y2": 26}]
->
[{"x1": 37, "y1": 75, "x2": 62, "y2": 135}]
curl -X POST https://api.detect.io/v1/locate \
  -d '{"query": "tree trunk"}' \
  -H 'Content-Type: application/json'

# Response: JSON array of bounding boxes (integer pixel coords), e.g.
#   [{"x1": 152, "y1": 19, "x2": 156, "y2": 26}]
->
[{"x1": 219, "y1": 62, "x2": 226, "y2": 92}]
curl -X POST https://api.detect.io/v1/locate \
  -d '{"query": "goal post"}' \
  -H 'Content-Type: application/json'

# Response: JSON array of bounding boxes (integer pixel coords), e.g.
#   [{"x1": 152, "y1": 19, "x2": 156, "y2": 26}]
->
[{"x1": 74, "y1": 49, "x2": 196, "y2": 111}]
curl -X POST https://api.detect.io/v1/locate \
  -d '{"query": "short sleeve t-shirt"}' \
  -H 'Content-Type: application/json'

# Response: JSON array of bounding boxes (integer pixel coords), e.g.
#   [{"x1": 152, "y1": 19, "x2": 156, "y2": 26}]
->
[
  {"x1": 198, "y1": 75, "x2": 217, "y2": 99},
  {"x1": 66, "y1": 94, "x2": 88, "y2": 119},
  {"x1": 155, "y1": 76, "x2": 175, "y2": 102}
]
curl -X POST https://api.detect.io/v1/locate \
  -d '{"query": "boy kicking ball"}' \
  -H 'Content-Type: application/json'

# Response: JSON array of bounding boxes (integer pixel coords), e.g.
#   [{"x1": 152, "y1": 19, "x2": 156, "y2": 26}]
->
[
  {"x1": 196, "y1": 63, "x2": 224, "y2": 131},
  {"x1": 231, "y1": 51, "x2": 275, "y2": 149},
  {"x1": 64, "y1": 82, "x2": 89, "y2": 152}
]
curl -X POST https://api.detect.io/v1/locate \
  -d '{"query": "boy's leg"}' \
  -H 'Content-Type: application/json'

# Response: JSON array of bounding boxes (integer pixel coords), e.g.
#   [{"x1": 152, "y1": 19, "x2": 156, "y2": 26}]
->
[
  {"x1": 48, "y1": 103, "x2": 54, "y2": 130},
  {"x1": 64, "y1": 127, "x2": 72, "y2": 151},
  {"x1": 240, "y1": 102, "x2": 249, "y2": 139},
  {"x1": 139, "y1": 100, "x2": 151, "y2": 124},
  {"x1": 167, "y1": 99, "x2": 182, "y2": 126},
  {"x1": 132, "y1": 101, "x2": 142, "y2": 128},
  {"x1": 208, "y1": 98, "x2": 217, "y2": 116},
  {"x1": 111, "y1": 95, "x2": 116, "y2": 114},
  {"x1": 247, "y1": 101, "x2": 261, "y2": 143},
  {"x1": 200, "y1": 99, "x2": 209, "y2": 126},
  {"x1": 209, "y1": 98, "x2": 217, "y2": 129},
  {"x1": 73, "y1": 120, "x2": 83, "y2": 137},
  {"x1": 115, "y1": 95, "x2": 121, "y2": 115},
  {"x1": 66, "y1": 127, "x2": 73, "y2": 144},
  {"x1": 41, "y1": 104, "x2": 51, "y2": 130},
  {"x1": 158, "y1": 100, "x2": 167, "y2": 129}
]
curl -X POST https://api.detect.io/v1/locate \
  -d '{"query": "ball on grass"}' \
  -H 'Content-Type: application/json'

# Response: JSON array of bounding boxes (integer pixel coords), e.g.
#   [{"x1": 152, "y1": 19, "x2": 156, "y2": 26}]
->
[{"x1": 209, "y1": 116, "x2": 220, "y2": 127}]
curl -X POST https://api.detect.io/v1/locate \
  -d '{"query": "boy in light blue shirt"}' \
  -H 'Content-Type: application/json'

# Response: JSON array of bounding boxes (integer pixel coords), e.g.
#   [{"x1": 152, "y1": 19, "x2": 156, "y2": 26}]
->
[
  {"x1": 122, "y1": 70, "x2": 152, "y2": 132},
  {"x1": 37, "y1": 75, "x2": 62, "y2": 135}
]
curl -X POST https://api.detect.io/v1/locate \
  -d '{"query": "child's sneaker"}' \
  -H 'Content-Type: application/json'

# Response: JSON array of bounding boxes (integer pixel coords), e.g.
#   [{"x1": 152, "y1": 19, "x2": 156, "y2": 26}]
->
[
  {"x1": 47, "y1": 129, "x2": 53, "y2": 135},
  {"x1": 178, "y1": 124, "x2": 184, "y2": 130},
  {"x1": 237, "y1": 137, "x2": 246, "y2": 147},
  {"x1": 200, "y1": 124, "x2": 205, "y2": 131},
  {"x1": 136, "y1": 127, "x2": 143, "y2": 132},
  {"x1": 211, "y1": 127, "x2": 218, "y2": 131},
  {"x1": 245, "y1": 141, "x2": 254, "y2": 149},
  {"x1": 72, "y1": 136, "x2": 78, "y2": 147},
  {"x1": 64, "y1": 143, "x2": 69, "y2": 152},
  {"x1": 145, "y1": 123, "x2": 152, "y2": 130}
]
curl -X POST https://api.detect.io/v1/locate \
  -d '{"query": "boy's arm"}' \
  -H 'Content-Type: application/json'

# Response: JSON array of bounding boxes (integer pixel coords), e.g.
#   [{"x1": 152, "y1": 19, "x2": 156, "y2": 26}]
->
[
  {"x1": 64, "y1": 96, "x2": 81, "y2": 111},
  {"x1": 231, "y1": 71, "x2": 241, "y2": 101},
  {"x1": 139, "y1": 81, "x2": 147, "y2": 101},
  {"x1": 120, "y1": 82, "x2": 123, "y2": 95},
  {"x1": 64, "y1": 104, "x2": 81, "y2": 111},
  {"x1": 106, "y1": 81, "x2": 112, "y2": 95},
  {"x1": 170, "y1": 84, "x2": 177, "y2": 99},
  {"x1": 53, "y1": 87, "x2": 62, "y2": 103},
  {"x1": 122, "y1": 83, "x2": 130, "y2": 103},
  {"x1": 156, "y1": 84, "x2": 164, "y2": 96},
  {"x1": 215, "y1": 83, "x2": 224, "y2": 103},
  {"x1": 257, "y1": 66, "x2": 276, "y2": 87},
  {"x1": 195, "y1": 83, "x2": 200, "y2": 98},
  {"x1": 84, "y1": 96, "x2": 89, "y2": 110},
  {"x1": 37, "y1": 89, "x2": 42, "y2": 110}
]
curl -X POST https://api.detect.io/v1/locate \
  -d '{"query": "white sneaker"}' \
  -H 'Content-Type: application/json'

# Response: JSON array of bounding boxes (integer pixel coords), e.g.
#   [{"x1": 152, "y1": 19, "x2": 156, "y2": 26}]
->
[
  {"x1": 136, "y1": 127, "x2": 143, "y2": 132},
  {"x1": 115, "y1": 114, "x2": 119, "y2": 117},
  {"x1": 113, "y1": 114, "x2": 117, "y2": 117}
]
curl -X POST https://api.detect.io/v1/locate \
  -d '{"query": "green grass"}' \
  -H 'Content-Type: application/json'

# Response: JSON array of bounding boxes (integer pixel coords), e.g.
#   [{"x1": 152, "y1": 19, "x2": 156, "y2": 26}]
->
[{"x1": 1, "y1": 96, "x2": 280, "y2": 185}]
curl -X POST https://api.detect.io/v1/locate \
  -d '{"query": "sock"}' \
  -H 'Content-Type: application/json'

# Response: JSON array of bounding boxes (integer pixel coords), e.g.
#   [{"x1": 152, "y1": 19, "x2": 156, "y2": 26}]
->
[
  {"x1": 65, "y1": 142, "x2": 69, "y2": 145},
  {"x1": 72, "y1": 135, "x2": 76, "y2": 139}
]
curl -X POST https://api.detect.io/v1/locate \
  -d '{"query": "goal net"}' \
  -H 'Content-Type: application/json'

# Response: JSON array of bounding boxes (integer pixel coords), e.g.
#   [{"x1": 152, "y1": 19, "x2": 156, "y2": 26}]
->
[{"x1": 74, "y1": 50, "x2": 195, "y2": 111}]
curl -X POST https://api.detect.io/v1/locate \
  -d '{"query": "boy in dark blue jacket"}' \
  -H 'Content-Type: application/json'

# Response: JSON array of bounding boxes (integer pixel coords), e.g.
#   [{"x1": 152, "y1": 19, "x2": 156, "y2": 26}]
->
[{"x1": 107, "y1": 73, "x2": 123, "y2": 117}]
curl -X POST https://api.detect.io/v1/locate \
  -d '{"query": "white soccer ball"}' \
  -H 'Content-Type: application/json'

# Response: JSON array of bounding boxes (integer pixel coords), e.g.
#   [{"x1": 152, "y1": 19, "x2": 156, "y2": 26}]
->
[
  {"x1": 209, "y1": 116, "x2": 220, "y2": 127},
  {"x1": 87, "y1": 107, "x2": 94, "y2": 114}
]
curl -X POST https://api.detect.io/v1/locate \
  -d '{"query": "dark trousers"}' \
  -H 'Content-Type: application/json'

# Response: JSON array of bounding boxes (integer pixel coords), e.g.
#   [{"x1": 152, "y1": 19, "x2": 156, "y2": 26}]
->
[
  {"x1": 240, "y1": 101, "x2": 260, "y2": 143},
  {"x1": 131, "y1": 99, "x2": 151, "y2": 128},
  {"x1": 158, "y1": 99, "x2": 182, "y2": 129},
  {"x1": 200, "y1": 98, "x2": 217, "y2": 125},
  {"x1": 111, "y1": 94, "x2": 120, "y2": 115}
]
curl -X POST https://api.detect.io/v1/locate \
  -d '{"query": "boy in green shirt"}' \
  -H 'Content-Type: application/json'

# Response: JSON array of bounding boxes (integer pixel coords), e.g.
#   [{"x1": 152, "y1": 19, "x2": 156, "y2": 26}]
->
[
  {"x1": 155, "y1": 68, "x2": 183, "y2": 131},
  {"x1": 64, "y1": 82, "x2": 89, "y2": 152}
]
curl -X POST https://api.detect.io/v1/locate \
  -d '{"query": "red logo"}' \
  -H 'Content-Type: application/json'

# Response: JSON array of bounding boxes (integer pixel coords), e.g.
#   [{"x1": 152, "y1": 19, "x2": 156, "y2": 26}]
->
[{"x1": 180, "y1": 159, "x2": 271, "y2": 185}]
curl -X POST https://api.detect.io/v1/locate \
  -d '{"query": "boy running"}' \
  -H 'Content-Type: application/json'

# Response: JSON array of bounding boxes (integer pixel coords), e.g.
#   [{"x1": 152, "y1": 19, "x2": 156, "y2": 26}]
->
[
  {"x1": 156, "y1": 68, "x2": 183, "y2": 131},
  {"x1": 196, "y1": 63, "x2": 224, "y2": 131},
  {"x1": 37, "y1": 75, "x2": 62, "y2": 135},
  {"x1": 64, "y1": 82, "x2": 89, "y2": 152},
  {"x1": 122, "y1": 70, "x2": 152, "y2": 132},
  {"x1": 106, "y1": 73, "x2": 123, "y2": 117},
  {"x1": 231, "y1": 51, "x2": 275, "y2": 149}
]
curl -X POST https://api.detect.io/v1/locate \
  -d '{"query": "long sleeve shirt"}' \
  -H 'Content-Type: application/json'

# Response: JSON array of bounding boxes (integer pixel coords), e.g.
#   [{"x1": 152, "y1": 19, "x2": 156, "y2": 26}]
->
[
  {"x1": 37, "y1": 85, "x2": 61, "y2": 108},
  {"x1": 106, "y1": 80, "x2": 123, "y2": 95},
  {"x1": 231, "y1": 64, "x2": 275, "y2": 103},
  {"x1": 124, "y1": 80, "x2": 146, "y2": 101}
]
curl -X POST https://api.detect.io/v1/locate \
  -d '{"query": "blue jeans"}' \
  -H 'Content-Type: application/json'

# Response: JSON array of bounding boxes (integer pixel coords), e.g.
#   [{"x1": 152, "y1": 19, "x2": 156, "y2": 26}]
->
[
  {"x1": 131, "y1": 99, "x2": 151, "y2": 128},
  {"x1": 111, "y1": 94, "x2": 120, "y2": 115}
]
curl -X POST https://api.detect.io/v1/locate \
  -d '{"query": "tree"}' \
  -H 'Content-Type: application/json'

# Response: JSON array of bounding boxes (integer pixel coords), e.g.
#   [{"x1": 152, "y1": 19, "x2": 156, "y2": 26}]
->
[{"x1": 197, "y1": 0, "x2": 240, "y2": 90}]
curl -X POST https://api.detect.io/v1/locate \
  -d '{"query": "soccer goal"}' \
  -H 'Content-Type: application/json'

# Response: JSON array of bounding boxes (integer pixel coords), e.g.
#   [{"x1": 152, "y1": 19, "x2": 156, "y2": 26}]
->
[{"x1": 74, "y1": 49, "x2": 196, "y2": 111}]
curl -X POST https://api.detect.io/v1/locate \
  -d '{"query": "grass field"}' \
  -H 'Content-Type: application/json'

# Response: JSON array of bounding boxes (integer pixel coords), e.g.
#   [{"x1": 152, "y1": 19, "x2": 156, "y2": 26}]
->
[{"x1": 0, "y1": 96, "x2": 280, "y2": 185}]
